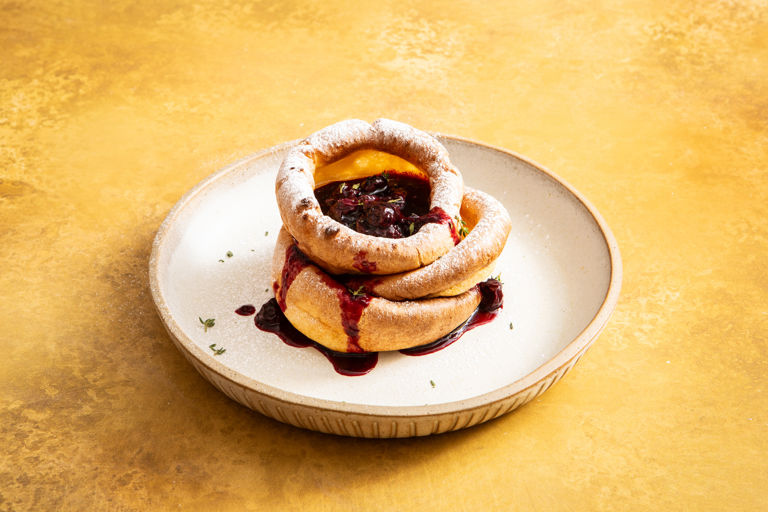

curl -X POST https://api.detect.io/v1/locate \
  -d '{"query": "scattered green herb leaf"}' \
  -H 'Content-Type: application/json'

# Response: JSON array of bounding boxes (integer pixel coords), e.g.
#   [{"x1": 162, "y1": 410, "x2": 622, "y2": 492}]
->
[
  {"x1": 208, "y1": 343, "x2": 226, "y2": 356},
  {"x1": 218, "y1": 259, "x2": 224, "y2": 263},
  {"x1": 199, "y1": 317, "x2": 215, "y2": 332},
  {"x1": 509, "y1": 322, "x2": 514, "y2": 330},
  {"x1": 352, "y1": 183, "x2": 360, "y2": 190},
  {"x1": 408, "y1": 222, "x2": 415, "y2": 235},
  {"x1": 492, "y1": 273, "x2": 503, "y2": 284},
  {"x1": 387, "y1": 197, "x2": 403, "y2": 203},
  {"x1": 455, "y1": 216, "x2": 469, "y2": 237},
  {"x1": 430, "y1": 380, "x2": 436, "y2": 388},
  {"x1": 349, "y1": 285, "x2": 366, "y2": 297},
  {"x1": 264, "y1": 231, "x2": 269, "y2": 236},
  {"x1": 226, "y1": 251, "x2": 233, "y2": 258}
]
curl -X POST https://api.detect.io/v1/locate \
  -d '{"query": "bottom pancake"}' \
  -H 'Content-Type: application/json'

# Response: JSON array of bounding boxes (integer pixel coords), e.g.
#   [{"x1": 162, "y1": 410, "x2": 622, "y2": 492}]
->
[{"x1": 272, "y1": 228, "x2": 481, "y2": 353}]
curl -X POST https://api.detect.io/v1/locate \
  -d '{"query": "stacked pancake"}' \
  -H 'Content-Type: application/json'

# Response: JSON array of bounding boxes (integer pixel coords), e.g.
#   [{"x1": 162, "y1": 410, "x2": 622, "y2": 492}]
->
[{"x1": 272, "y1": 119, "x2": 511, "y2": 353}]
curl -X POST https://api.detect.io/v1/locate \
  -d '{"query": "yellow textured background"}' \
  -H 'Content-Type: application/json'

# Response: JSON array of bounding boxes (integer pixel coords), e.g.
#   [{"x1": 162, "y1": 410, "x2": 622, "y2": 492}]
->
[{"x1": 2, "y1": 1, "x2": 767, "y2": 510}]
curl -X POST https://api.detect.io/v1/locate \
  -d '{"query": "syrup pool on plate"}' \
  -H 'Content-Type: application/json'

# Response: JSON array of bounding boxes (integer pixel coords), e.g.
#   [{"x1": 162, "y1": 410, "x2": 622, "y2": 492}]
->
[{"x1": 240, "y1": 278, "x2": 503, "y2": 376}]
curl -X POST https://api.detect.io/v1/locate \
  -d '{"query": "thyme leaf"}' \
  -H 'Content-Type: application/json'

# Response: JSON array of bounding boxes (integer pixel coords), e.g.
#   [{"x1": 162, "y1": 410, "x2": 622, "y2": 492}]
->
[
  {"x1": 199, "y1": 317, "x2": 215, "y2": 332},
  {"x1": 208, "y1": 343, "x2": 226, "y2": 356},
  {"x1": 455, "y1": 216, "x2": 469, "y2": 237}
]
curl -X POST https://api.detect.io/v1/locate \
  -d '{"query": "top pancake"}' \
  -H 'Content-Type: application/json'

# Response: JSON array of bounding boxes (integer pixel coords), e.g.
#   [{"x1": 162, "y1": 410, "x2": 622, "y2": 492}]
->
[{"x1": 275, "y1": 118, "x2": 464, "y2": 275}]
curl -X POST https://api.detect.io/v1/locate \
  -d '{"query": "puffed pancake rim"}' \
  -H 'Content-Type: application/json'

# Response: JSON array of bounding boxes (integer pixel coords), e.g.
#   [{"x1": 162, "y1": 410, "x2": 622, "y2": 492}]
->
[
  {"x1": 367, "y1": 187, "x2": 512, "y2": 300},
  {"x1": 272, "y1": 228, "x2": 481, "y2": 353},
  {"x1": 275, "y1": 118, "x2": 464, "y2": 275}
]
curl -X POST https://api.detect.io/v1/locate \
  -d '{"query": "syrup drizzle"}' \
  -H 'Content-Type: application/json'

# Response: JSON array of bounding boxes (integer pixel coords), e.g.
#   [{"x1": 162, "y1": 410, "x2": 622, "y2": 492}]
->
[
  {"x1": 422, "y1": 206, "x2": 462, "y2": 245},
  {"x1": 275, "y1": 244, "x2": 310, "y2": 310},
  {"x1": 353, "y1": 250, "x2": 377, "y2": 273},
  {"x1": 317, "y1": 272, "x2": 371, "y2": 353},
  {"x1": 398, "y1": 309, "x2": 498, "y2": 356},
  {"x1": 276, "y1": 244, "x2": 371, "y2": 352},
  {"x1": 252, "y1": 298, "x2": 378, "y2": 376}
]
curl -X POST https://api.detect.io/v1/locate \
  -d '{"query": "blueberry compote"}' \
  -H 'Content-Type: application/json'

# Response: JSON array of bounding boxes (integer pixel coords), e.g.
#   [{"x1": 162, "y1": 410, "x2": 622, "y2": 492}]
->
[
  {"x1": 399, "y1": 279, "x2": 504, "y2": 356},
  {"x1": 314, "y1": 171, "x2": 456, "y2": 240},
  {"x1": 252, "y1": 298, "x2": 378, "y2": 377}
]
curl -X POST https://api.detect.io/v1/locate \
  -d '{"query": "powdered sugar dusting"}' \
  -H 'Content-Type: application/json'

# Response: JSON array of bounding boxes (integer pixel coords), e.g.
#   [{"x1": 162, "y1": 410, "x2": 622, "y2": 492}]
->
[{"x1": 306, "y1": 119, "x2": 372, "y2": 164}]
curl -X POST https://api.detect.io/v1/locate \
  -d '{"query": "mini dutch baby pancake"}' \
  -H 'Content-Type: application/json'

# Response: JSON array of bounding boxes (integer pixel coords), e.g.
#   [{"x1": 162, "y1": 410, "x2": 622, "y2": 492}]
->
[
  {"x1": 271, "y1": 228, "x2": 482, "y2": 353},
  {"x1": 275, "y1": 118, "x2": 464, "y2": 275}
]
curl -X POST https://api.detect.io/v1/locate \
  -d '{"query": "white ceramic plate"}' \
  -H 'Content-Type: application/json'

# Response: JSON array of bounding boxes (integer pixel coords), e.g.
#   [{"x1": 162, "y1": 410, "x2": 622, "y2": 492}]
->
[{"x1": 149, "y1": 136, "x2": 621, "y2": 438}]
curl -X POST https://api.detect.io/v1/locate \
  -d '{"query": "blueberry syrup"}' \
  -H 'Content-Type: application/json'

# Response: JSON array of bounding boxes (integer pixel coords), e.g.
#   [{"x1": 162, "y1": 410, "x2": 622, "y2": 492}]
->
[
  {"x1": 316, "y1": 272, "x2": 371, "y2": 353},
  {"x1": 353, "y1": 250, "x2": 377, "y2": 273},
  {"x1": 275, "y1": 244, "x2": 371, "y2": 352},
  {"x1": 234, "y1": 304, "x2": 256, "y2": 316},
  {"x1": 477, "y1": 278, "x2": 504, "y2": 312},
  {"x1": 276, "y1": 244, "x2": 310, "y2": 310},
  {"x1": 314, "y1": 171, "x2": 459, "y2": 242},
  {"x1": 420, "y1": 207, "x2": 462, "y2": 245},
  {"x1": 242, "y1": 277, "x2": 504, "y2": 376},
  {"x1": 251, "y1": 298, "x2": 378, "y2": 376},
  {"x1": 399, "y1": 279, "x2": 503, "y2": 356}
]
